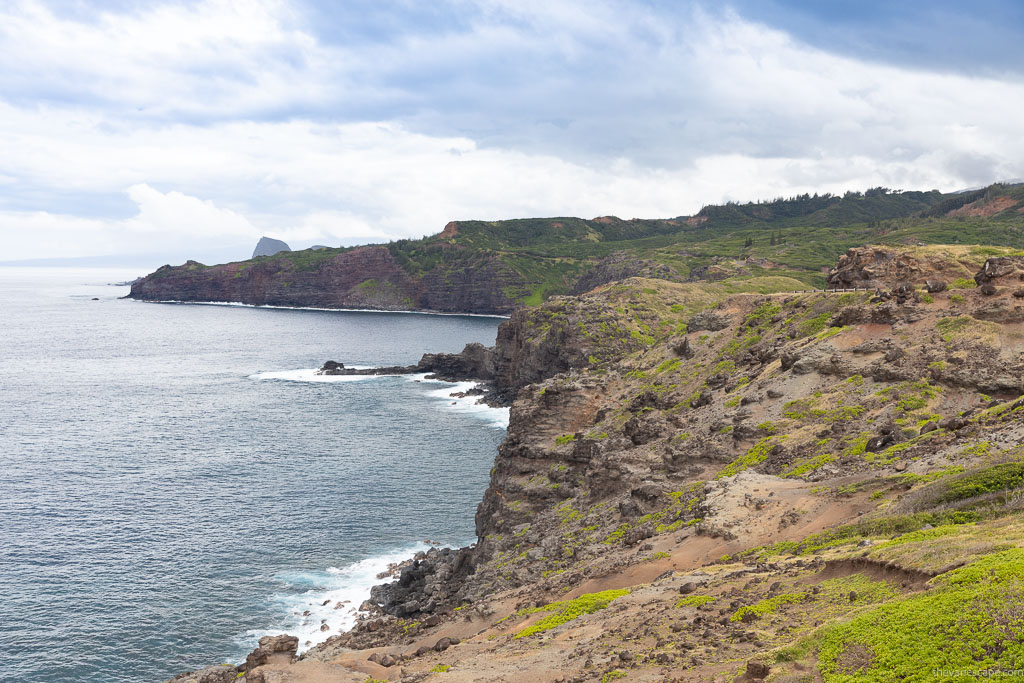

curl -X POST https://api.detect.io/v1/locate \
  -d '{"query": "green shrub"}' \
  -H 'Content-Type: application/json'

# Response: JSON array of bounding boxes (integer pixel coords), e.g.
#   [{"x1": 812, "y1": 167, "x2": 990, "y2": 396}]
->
[
  {"x1": 817, "y1": 549, "x2": 1024, "y2": 680},
  {"x1": 514, "y1": 589, "x2": 630, "y2": 638},
  {"x1": 731, "y1": 593, "x2": 806, "y2": 622},
  {"x1": 676, "y1": 595, "x2": 716, "y2": 608},
  {"x1": 934, "y1": 463, "x2": 1024, "y2": 505},
  {"x1": 716, "y1": 437, "x2": 782, "y2": 478}
]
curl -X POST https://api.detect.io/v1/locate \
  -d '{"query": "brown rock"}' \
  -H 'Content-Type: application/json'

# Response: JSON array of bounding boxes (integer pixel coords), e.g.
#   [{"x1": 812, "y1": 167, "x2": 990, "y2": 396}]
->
[
  {"x1": 434, "y1": 636, "x2": 460, "y2": 651},
  {"x1": 745, "y1": 659, "x2": 771, "y2": 679},
  {"x1": 244, "y1": 635, "x2": 298, "y2": 672}
]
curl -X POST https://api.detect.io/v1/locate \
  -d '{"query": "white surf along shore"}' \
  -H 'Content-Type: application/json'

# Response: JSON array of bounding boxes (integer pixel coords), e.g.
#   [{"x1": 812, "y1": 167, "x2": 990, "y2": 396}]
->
[
  {"x1": 244, "y1": 367, "x2": 506, "y2": 653},
  {"x1": 135, "y1": 298, "x2": 511, "y2": 319},
  {"x1": 249, "y1": 369, "x2": 509, "y2": 429},
  {"x1": 239, "y1": 542, "x2": 468, "y2": 655}
]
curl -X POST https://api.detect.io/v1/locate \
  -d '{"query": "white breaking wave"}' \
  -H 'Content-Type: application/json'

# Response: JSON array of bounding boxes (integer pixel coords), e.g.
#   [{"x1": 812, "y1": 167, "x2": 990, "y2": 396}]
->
[
  {"x1": 132, "y1": 299, "x2": 510, "y2": 319},
  {"x1": 408, "y1": 374, "x2": 510, "y2": 429},
  {"x1": 242, "y1": 543, "x2": 442, "y2": 654},
  {"x1": 248, "y1": 368, "x2": 393, "y2": 383},
  {"x1": 249, "y1": 368, "x2": 510, "y2": 429}
]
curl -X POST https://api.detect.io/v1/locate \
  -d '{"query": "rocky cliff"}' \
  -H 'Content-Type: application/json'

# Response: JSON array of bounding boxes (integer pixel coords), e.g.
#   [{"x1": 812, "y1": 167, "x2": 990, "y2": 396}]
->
[
  {"x1": 129, "y1": 246, "x2": 527, "y2": 315},
  {"x1": 132, "y1": 184, "x2": 1024, "y2": 316},
  {"x1": 174, "y1": 247, "x2": 1024, "y2": 683}
]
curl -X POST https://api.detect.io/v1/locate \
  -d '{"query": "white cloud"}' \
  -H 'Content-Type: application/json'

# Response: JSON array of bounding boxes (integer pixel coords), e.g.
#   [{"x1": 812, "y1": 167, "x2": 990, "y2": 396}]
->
[{"x1": 1, "y1": 1, "x2": 1024, "y2": 261}]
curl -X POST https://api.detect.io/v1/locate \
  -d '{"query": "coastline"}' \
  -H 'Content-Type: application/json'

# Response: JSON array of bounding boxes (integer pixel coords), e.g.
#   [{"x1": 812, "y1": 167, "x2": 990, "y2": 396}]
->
[
  {"x1": 127, "y1": 298, "x2": 512, "y2": 319},
  {"x1": 239, "y1": 370, "x2": 506, "y2": 656}
]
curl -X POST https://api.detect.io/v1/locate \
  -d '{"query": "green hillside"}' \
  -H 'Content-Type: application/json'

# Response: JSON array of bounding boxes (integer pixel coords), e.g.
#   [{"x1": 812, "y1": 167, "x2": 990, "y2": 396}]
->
[{"x1": 211, "y1": 183, "x2": 1024, "y2": 304}]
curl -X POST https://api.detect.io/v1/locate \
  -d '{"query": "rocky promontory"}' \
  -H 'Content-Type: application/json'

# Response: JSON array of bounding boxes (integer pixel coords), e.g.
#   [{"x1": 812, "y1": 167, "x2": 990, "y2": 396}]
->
[
  {"x1": 174, "y1": 246, "x2": 1024, "y2": 682},
  {"x1": 129, "y1": 246, "x2": 528, "y2": 315}
]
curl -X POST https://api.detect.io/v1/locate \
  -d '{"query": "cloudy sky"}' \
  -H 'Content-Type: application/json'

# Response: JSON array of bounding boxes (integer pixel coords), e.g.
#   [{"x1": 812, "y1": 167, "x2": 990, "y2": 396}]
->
[{"x1": 2, "y1": 0, "x2": 1024, "y2": 263}]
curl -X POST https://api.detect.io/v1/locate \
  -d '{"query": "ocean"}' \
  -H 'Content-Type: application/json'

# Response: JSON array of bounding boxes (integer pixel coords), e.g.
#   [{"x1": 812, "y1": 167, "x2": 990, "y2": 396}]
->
[{"x1": 0, "y1": 267, "x2": 506, "y2": 682}]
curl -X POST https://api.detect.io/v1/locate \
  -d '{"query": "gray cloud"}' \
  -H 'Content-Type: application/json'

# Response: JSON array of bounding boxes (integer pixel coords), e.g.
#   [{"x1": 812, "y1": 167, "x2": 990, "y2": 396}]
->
[{"x1": 1, "y1": 0, "x2": 1023, "y2": 260}]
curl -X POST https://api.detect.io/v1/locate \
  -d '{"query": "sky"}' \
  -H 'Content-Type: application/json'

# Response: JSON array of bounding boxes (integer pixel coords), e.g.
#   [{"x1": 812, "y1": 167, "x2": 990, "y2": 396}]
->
[{"x1": 2, "y1": 0, "x2": 1024, "y2": 264}]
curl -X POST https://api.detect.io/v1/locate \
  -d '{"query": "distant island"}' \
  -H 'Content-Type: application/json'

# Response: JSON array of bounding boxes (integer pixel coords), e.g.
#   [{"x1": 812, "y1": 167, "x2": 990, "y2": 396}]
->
[
  {"x1": 129, "y1": 184, "x2": 1024, "y2": 315},
  {"x1": 252, "y1": 236, "x2": 291, "y2": 258}
]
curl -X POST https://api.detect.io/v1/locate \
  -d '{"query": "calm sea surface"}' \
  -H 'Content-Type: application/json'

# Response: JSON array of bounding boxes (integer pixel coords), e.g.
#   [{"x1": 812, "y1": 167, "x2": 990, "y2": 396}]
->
[{"x1": 0, "y1": 267, "x2": 506, "y2": 682}]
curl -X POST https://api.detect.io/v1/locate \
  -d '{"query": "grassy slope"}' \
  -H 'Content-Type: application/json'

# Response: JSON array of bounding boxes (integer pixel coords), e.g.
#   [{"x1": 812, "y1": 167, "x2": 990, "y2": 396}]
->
[
  {"x1": 466, "y1": 270, "x2": 1024, "y2": 681},
  {"x1": 175, "y1": 183, "x2": 1024, "y2": 305}
]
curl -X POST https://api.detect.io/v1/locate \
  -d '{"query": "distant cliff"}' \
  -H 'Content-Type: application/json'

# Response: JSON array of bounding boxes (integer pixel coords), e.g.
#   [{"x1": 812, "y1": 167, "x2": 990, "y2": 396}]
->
[
  {"x1": 129, "y1": 246, "x2": 528, "y2": 315},
  {"x1": 252, "y1": 236, "x2": 291, "y2": 258},
  {"x1": 129, "y1": 183, "x2": 1024, "y2": 315}
]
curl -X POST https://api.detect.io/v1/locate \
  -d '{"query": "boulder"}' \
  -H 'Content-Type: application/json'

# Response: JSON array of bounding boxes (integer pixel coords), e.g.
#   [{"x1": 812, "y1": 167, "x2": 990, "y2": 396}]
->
[
  {"x1": 925, "y1": 279, "x2": 947, "y2": 293},
  {"x1": 688, "y1": 311, "x2": 731, "y2": 332},
  {"x1": 672, "y1": 337, "x2": 693, "y2": 358},
  {"x1": 745, "y1": 659, "x2": 771, "y2": 679},
  {"x1": 866, "y1": 434, "x2": 894, "y2": 452},
  {"x1": 244, "y1": 635, "x2": 298, "y2": 672},
  {"x1": 434, "y1": 636, "x2": 459, "y2": 651}
]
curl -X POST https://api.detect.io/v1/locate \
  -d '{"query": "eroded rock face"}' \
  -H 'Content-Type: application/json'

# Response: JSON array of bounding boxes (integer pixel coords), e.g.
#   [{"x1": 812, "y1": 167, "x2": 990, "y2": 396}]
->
[
  {"x1": 827, "y1": 247, "x2": 927, "y2": 289},
  {"x1": 572, "y1": 251, "x2": 677, "y2": 294},
  {"x1": 129, "y1": 247, "x2": 526, "y2": 315},
  {"x1": 975, "y1": 255, "x2": 1024, "y2": 286},
  {"x1": 245, "y1": 635, "x2": 299, "y2": 671}
]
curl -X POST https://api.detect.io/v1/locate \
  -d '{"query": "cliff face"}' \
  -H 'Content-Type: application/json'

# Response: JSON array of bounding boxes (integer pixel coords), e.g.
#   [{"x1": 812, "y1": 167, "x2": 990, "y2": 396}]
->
[
  {"x1": 175, "y1": 248, "x2": 1024, "y2": 683},
  {"x1": 130, "y1": 247, "x2": 525, "y2": 315},
  {"x1": 825, "y1": 244, "x2": 1019, "y2": 290}
]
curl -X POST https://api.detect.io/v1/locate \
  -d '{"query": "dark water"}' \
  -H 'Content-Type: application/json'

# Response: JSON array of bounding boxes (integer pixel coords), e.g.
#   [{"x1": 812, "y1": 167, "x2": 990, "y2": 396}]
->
[{"x1": 0, "y1": 268, "x2": 506, "y2": 683}]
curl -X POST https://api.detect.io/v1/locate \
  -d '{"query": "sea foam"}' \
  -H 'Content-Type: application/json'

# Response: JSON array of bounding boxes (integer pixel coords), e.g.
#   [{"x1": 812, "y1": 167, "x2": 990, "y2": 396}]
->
[
  {"x1": 410, "y1": 374, "x2": 510, "y2": 429},
  {"x1": 242, "y1": 542, "x2": 449, "y2": 654},
  {"x1": 248, "y1": 368, "x2": 385, "y2": 383}
]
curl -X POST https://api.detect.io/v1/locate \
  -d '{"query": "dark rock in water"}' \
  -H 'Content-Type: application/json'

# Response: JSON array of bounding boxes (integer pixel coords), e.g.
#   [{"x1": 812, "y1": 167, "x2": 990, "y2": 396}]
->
[
  {"x1": 319, "y1": 360, "x2": 345, "y2": 374},
  {"x1": 419, "y1": 342, "x2": 496, "y2": 381},
  {"x1": 252, "y1": 236, "x2": 291, "y2": 258},
  {"x1": 314, "y1": 343, "x2": 500, "y2": 401}
]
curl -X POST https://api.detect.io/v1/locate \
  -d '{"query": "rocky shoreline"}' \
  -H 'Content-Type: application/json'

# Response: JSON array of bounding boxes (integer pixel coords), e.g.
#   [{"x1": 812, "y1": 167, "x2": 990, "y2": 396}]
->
[{"x1": 172, "y1": 247, "x2": 1024, "y2": 683}]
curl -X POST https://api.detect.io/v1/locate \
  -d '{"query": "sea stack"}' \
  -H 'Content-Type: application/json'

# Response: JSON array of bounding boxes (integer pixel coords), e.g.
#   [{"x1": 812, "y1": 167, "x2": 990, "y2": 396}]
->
[{"x1": 252, "y1": 236, "x2": 291, "y2": 258}]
